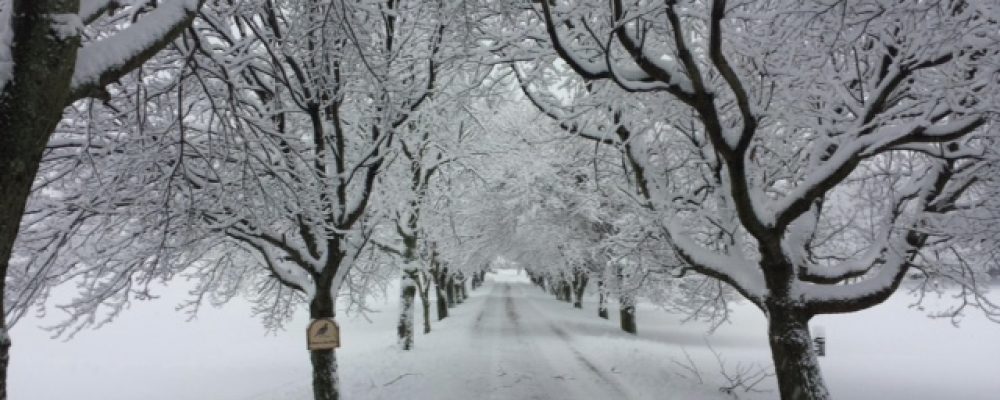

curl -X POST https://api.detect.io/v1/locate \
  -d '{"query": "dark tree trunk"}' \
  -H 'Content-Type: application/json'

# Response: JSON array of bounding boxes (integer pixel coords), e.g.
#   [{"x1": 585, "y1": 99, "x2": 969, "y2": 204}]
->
[
  {"x1": 0, "y1": 323, "x2": 8, "y2": 400},
  {"x1": 397, "y1": 274, "x2": 416, "y2": 350},
  {"x1": 435, "y1": 279, "x2": 448, "y2": 320},
  {"x1": 309, "y1": 285, "x2": 339, "y2": 400},
  {"x1": 446, "y1": 276, "x2": 456, "y2": 308},
  {"x1": 597, "y1": 280, "x2": 608, "y2": 319},
  {"x1": 620, "y1": 296, "x2": 637, "y2": 334},
  {"x1": 0, "y1": 4, "x2": 85, "y2": 398},
  {"x1": 572, "y1": 271, "x2": 588, "y2": 309},
  {"x1": 416, "y1": 273, "x2": 431, "y2": 335},
  {"x1": 616, "y1": 264, "x2": 636, "y2": 333},
  {"x1": 430, "y1": 261, "x2": 448, "y2": 320},
  {"x1": 420, "y1": 292, "x2": 431, "y2": 334},
  {"x1": 768, "y1": 307, "x2": 830, "y2": 400},
  {"x1": 454, "y1": 274, "x2": 465, "y2": 304},
  {"x1": 560, "y1": 281, "x2": 572, "y2": 303},
  {"x1": 459, "y1": 278, "x2": 468, "y2": 301},
  {"x1": 310, "y1": 346, "x2": 339, "y2": 400}
]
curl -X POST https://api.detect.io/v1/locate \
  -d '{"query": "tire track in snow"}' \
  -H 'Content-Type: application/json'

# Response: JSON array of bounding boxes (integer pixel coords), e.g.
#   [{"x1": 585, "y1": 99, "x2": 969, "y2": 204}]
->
[
  {"x1": 471, "y1": 283, "x2": 500, "y2": 332},
  {"x1": 473, "y1": 282, "x2": 539, "y2": 400},
  {"x1": 546, "y1": 323, "x2": 630, "y2": 397},
  {"x1": 503, "y1": 284, "x2": 521, "y2": 330},
  {"x1": 502, "y1": 283, "x2": 631, "y2": 400}
]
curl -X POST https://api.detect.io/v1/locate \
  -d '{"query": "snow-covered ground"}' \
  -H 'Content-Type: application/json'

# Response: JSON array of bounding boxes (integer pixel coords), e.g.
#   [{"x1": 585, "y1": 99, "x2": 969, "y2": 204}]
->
[{"x1": 10, "y1": 270, "x2": 1000, "y2": 399}]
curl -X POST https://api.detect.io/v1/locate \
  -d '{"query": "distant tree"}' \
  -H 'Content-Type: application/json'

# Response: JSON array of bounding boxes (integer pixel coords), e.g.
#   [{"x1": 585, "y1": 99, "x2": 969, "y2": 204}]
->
[
  {"x1": 404, "y1": 113, "x2": 490, "y2": 341},
  {"x1": 373, "y1": 103, "x2": 481, "y2": 349}
]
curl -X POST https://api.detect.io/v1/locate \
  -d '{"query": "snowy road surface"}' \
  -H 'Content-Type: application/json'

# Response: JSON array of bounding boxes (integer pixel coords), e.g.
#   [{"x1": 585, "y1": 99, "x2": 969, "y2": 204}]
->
[
  {"x1": 332, "y1": 277, "x2": 727, "y2": 400},
  {"x1": 455, "y1": 282, "x2": 631, "y2": 400},
  {"x1": 11, "y1": 270, "x2": 1000, "y2": 399}
]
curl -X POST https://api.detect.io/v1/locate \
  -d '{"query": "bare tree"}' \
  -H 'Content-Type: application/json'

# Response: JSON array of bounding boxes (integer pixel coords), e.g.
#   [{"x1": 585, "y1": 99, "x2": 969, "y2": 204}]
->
[
  {"x1": 0, "y1": 0, "x2": 203, "y2": 397},
  {"x1": 529, "y1": 1, "x2": 1000, "y2": 398},
  {"x1": 13, "y1": 1, "x2": 449, "y2": 398},
  {"x1": 185, "y1": 1, "x2": 448, "y2": 398}
]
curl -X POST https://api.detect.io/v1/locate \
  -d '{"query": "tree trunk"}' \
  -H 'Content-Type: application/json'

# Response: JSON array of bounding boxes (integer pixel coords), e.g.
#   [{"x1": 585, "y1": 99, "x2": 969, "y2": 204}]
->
[
  {"x1": 435, "y1": 276, "x2": 448, "y2": 320},
  {"x1": 454, "y1": 274, "x2": 465, "y2": 304},
  {"x1": 446, "y1": 276, "x2": 456, "y2": 308},
  {"x1": 560, "y1": 281, "x2": 571, "y2": 303},
  {"x1": 616, "y1": 264, "x2": 636, "y2": 333},
  {"x1": 419, "y1": 281, "x2": 431, "y2": 335},
  {"x1": 421, "y1": 295, "x2": 431, "y2": 334},
  {"x1": 310, "y1": 344, "x2": 339, "y2": 400},
  {"x1": 397, "y1": 274, "x2": 416, "y2": 350},
  {"x1": 409, "y1": 268, "x2": 431, "y2": 335},
  {"x1": 597, "y1": 280, "x2": 608, "y2": 319},
  {"x1": 434, "y1": 270, "x2": 448, "y2": 321},
  {"x1": 0, "y1": 324, "x2": 8, "y2": 400},
  {"x1": 0, "y1": 4, "x2": 86, "y2": 398},
  {"x1": 572, "y1": 271, "x2": 588, "y2": 309},
  {"x1": 309, "y1": 285, "x2": 340, "y2": 400},
  {"x1": 768, "y1": 307, "x2": 830, "y2": 400},
  {"x1": 620, "y1": 295, "x2": 637, "y2": 334}
]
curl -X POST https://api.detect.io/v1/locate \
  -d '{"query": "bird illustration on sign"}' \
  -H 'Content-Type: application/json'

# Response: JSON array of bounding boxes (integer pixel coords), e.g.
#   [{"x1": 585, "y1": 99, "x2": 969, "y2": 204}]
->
[{"x1": 307, "y1": 319, "x2": 340, "y2": 350}]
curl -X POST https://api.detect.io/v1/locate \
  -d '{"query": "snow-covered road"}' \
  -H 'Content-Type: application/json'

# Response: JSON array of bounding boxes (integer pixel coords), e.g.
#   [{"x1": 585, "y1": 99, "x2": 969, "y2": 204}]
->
[
  {"x1": 337, "y1": 275, "x2": 727, "y2": 400},
  {"x1": 465, "y1": 282, "x2": 630, "y2": 400},
  {"x1": 11, "y1": 270, "x2": 1000, "y2": 400},
  {"x1": 9, "y1": 272, "x2": 727, "y2": 400}
]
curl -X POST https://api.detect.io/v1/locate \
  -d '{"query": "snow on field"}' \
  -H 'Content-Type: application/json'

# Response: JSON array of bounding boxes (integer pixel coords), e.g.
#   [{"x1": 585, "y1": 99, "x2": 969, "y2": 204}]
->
[{"x1": 9, "y1": 270, "x2": 1000, "y2": 399}]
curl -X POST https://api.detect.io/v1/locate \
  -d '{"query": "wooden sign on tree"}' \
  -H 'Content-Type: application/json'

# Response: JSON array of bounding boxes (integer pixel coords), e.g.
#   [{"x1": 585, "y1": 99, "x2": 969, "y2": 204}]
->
[{"x1": 307, "y1": 319, "x2": 340, "y2": 350}]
